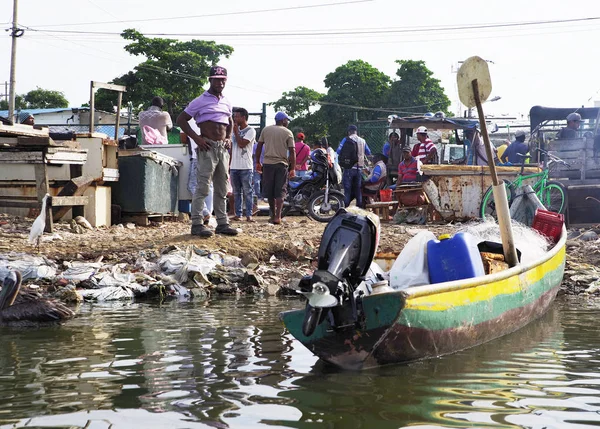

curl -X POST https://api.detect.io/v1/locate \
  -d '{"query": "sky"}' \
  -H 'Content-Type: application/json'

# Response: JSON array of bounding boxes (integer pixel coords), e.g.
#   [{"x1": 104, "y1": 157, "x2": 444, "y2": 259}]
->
[{"x1": 2, "y1": 0, "x2": 600, "y2": 123}]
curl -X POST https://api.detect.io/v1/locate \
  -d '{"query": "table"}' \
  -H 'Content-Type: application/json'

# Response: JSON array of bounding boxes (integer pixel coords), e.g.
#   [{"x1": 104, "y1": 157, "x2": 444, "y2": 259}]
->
[{"x1": 365, "y1": 200, "x2": 399, "y2": 222}]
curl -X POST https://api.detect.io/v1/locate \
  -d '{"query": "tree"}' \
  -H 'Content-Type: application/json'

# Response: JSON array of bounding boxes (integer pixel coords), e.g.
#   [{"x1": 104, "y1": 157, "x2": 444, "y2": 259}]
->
[
  {"x1": 271, "y1": 86, "x2": 326, "y2": 141},
  {"x1": 388, "y1": 60, "x2": 451, "y2": 115},
  {"x1": 0, "y1": 95, "x2": 24, "y2": 110},
  {"x1": 93, "y1": 29, "x2": 233, "y2": 118},
  {"x1": 1, "y1": 89, "x2": 67, "y2": 110},
  {"x1": 23, "y1": 88, "x2": 69, "y2": 109},
  {"x1": 319, "y1": 60, "x2": 391, "y2": 145}
]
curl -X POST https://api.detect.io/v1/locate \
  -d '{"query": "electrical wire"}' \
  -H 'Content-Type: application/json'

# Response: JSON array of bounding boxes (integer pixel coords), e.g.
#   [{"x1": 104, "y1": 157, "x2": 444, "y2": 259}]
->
[
  {"x1": 24, "y1": 16, "x2": 600, "y2": 37},
  {"x1": 29, "y1": 0, "x2": 373, "y2": 28}
]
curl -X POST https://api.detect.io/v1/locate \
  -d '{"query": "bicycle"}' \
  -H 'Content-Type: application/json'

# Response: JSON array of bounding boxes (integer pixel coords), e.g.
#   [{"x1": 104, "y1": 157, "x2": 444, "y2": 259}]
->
[{"x1": 479, "y1": 148, "x2": 569, "y2": 219}]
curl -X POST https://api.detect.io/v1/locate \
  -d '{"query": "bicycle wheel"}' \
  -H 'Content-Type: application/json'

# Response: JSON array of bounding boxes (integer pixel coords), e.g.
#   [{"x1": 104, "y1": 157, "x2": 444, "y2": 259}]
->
[
  {"x1": 480, "y1": 180, "x2": 515, "y2": 219},
  {"x1": 540, "y1": 181, "x2": 568, "y2": 214}
]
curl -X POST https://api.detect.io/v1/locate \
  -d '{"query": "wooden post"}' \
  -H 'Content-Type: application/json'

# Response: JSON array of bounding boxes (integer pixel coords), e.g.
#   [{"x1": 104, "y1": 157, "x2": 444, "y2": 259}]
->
[
  {"x1": 89, "y1": 81, "x2": 95, "y2": 134},
  {"x1": 115, "y1": 91, "x2": 123, "y2": 141},
  {"x1": 34, "y1": 150, "x2": 52, "y2": 233},
  {"x1": 472, "y1": 79, "x2": 499, "y2": 186}
]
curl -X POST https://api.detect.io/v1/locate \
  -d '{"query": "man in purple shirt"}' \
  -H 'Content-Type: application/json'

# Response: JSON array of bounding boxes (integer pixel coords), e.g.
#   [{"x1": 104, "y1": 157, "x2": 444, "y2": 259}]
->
[{"x1": 177, "y1": 65, "x2": 238, "y2": 238}]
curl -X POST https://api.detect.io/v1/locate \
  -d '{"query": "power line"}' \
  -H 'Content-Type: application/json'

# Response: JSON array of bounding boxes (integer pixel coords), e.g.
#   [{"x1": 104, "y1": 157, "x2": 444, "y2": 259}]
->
[
  {"x1": 24, "y1": 16, "x2": 600, "y2": 37},
  {"x1": 28, "y1": 0, "x2": 373, "y2": 28}
]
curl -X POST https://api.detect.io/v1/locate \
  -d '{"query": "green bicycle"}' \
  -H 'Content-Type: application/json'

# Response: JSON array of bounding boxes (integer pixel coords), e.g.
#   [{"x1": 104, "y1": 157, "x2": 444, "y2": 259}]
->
[{"x1": 479, "y1": 149, "x2": 569, "y2": 219}]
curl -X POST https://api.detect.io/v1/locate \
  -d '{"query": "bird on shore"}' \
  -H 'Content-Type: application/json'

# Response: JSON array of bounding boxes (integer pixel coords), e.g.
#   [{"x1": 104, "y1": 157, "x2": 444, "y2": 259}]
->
[
  {"x1": 0, "y1": 271, "x2": 74, "y2": 325},
  {"x1": 28, "y1": 193, "x2": 50, "y2": 252}
]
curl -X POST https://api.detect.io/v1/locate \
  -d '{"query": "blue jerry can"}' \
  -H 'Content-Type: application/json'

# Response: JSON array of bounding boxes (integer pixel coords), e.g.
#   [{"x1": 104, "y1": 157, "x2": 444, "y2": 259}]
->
[{"x1": 427, "y1": 232, "x2": 485, "y2": 284}]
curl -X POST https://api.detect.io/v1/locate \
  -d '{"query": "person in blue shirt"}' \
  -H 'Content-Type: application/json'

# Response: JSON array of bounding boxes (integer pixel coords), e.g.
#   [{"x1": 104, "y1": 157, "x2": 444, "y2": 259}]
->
[
  {"x1": 500, "y1": 130, "x2": 529, "y2": 164},
  {"x1": 362, "y1": 154, "x2": 387, "y2": 206},
  {"x1": 337, "y1": 125, "x2": 371, "y2": 207}
]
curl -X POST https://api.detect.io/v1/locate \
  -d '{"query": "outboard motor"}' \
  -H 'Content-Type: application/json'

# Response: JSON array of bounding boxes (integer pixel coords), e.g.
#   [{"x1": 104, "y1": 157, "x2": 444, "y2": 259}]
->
[{"x1": 297, "y1": 208, "x2": 380, "y2": 336}]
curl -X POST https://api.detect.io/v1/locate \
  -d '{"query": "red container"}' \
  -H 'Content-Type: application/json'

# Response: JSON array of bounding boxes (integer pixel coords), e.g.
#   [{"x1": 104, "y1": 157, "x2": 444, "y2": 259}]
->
[
  {"x1": 532, "y1": 209, "x2": 564, "y2": 244},
  {"x1": 379, "y1": 189, "x2": 393, "y2": 202}
]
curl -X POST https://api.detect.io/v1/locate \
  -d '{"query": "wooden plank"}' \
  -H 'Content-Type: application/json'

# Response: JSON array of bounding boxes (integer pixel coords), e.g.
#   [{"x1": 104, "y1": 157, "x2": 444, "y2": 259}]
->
[
  {"x1": 0, "y1": 151, "x2": 44, "y2": 163},
  {"x1": 34, "y1": 160, "x2": 52, "y2": 233},
  {"x1": 17, "y1": 136, "x2": 52, "y2": 146},
  {"x1": 46, "y1": 152, "x2": 88, "y2": 165},
  {"x1": 0, "y1": 123, "x2": 50, "y2": 137},
  {"x1": 51, "y1": 196, "x2": 89, "y2": 207},
  {"x1": 92, "y1": 81, "x2": 127, "y2": 92},
  {"x1": 0, "y1": 200, "x2": 41, "y2": 208},
  {"x1": 52, "y1": 175, "x2": 95, "y2": 220},
  {"x1": 0, "y1": 137, "x2": 18, "y2": 145}
]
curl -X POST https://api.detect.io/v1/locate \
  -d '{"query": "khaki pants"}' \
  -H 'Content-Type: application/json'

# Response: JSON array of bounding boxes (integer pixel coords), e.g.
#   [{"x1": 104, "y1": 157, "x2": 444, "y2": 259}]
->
[{"x1": 191, "y1": 140, "x2": 230, "y2": 226}]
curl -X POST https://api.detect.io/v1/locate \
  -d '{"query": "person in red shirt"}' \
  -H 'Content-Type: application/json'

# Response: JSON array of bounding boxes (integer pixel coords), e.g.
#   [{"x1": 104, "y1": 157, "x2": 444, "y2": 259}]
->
[
  {"x1": 398, "y1": 147, "x2": 420, "y2": 183},
  {"x1": 411, "y1": 126, "x2": 437, "y2": 164},
  {"x1": 294, "y1": 132, "x2": 311, "y2": 178}
]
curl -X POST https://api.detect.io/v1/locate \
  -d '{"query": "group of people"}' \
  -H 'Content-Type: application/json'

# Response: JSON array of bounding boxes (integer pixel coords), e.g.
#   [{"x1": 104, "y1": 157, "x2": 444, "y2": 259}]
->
[{"x1": 169, "y1": 65, "x2": 302, "y2": 237}]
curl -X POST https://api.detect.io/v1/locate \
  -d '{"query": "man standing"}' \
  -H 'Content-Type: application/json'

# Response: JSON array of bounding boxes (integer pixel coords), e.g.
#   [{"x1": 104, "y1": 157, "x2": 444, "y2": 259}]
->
[
  {"x1": 382, "y1": 131, "x2": 402, "y2": 185},
  {"x1": 411, "y1": 126, "x2": 437, "y2": 164},
  {"x1": 230, "y1": 107, "x2": 256, "y2": 222},
  {"x1": 255, "y1": 111, "x2": 296, "y2": 225},
  {"x1": 337, "y1": 125, "x2": 371, "y2": 208},
  {"x1": 139, "y1": 96, "x2": 172, "y2": 145},
  {"x1": 176, "y1": 66, "x2": 238, "y2": 237},
  {"x1": 501, "y1": 129, "x2": 529, "y2": 164},
  {"x1": 557, "y1": 112, "x2": 582, "y2": 139}
]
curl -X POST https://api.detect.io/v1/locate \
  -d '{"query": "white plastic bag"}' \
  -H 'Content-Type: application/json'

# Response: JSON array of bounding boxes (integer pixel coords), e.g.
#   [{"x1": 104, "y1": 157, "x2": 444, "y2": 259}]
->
[{"x1": 389, "y1": 230, "x2": 436, "y2": 290}]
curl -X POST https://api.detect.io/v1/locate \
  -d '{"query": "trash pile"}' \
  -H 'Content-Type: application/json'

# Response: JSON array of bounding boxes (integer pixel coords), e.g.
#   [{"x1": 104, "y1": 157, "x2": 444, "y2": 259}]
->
[
  {"x1": 562, "y1": 229, "x2": 600, "y2": 296},
  {"x1": 0, "y1": 245, "x2": 309, "y2": 303}
]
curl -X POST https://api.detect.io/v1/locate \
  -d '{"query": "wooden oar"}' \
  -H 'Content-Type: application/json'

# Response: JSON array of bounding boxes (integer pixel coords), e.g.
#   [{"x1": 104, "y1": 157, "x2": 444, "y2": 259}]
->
[{"x1": 457, "y1": 56, "x2": 519, "y2": 267}]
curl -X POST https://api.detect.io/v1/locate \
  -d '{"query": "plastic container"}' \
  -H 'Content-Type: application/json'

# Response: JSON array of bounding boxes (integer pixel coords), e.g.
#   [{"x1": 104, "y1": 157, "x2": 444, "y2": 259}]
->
[
  {"x1": 427, "y1": 232, "x2": 485, "y2": 284},
  {"x1": 532, "y1": 209, "x2": 564, "y2": 244},
  {"x1": 379, "y1": 189, "x2": 393, "y2": 202}
]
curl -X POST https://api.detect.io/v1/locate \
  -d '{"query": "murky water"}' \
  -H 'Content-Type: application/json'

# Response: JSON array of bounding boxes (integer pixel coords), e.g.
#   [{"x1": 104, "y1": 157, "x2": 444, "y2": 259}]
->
[{"x1": 0, "y1": 295, "x2": 599, "y2": 429}]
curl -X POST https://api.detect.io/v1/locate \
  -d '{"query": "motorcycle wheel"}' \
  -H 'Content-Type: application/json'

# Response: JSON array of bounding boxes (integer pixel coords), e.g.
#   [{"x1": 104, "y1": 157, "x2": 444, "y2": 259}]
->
[{"x1": 307, "y1": 190, "x2": 345, "y2": 222}]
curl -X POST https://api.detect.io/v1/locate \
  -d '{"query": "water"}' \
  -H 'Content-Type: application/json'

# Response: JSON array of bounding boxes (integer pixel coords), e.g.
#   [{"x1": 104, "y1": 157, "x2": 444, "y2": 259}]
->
[{"x1": 1, "y1": 296, "x2": 599, "y2": 429}]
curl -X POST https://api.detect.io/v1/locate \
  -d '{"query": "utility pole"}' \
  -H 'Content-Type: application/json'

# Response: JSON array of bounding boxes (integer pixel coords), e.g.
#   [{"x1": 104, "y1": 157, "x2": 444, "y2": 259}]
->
[{"x1": 8, "y1": 0, "x2": 21, "y2": 123}]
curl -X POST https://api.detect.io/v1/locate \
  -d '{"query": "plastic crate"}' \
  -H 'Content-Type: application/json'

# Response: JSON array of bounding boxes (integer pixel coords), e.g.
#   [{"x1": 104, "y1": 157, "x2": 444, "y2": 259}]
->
[{"x1": 532, "y1": 209, "x2": 564, "y2": 244}]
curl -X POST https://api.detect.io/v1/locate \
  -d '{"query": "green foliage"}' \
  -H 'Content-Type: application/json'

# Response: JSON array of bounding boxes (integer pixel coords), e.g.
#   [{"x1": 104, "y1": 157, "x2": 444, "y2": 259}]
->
[
  {"x1": 271, "y1": 87, "x2": 326, "y2": 141},
  {"x1": 93, "y1": 29, "x2": 233, "y2": 118},
  {"x1": 320, "y1": 60, "x2": 391, "y2": 145},
  {"x1": 23, "y1": 88, "x2": 69, "y2": 108},
  {"x1": 271, "y1": 59, "x2": 452, "y2": 148},
  {"x1": 0, "y1": 94, "x2": 24, "y2": 110},
  {"x1": 271, "y1": 86, "x2": 323, "y2": 118},
  {"x1": 1, "y1": 89, "x2": 67, "y2": 110},
  {"x1": 388, "y1": 60, "x2": 451, "y2": 115}
]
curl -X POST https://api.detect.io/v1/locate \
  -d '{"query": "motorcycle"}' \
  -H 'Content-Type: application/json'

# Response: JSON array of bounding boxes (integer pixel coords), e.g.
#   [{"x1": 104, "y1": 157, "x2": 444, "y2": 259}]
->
[
  {"x1": 283, "y1": 149, "x2": 345, "y2": 222},
  {"x1": 296, "y1": 208, "x2": 380, "y2": 336}
]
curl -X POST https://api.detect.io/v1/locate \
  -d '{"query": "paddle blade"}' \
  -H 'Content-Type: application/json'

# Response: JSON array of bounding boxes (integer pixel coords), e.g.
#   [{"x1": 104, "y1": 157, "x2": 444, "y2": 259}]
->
[{"x1": 457, "y1": 56, "x2": 492, "y2": 108}]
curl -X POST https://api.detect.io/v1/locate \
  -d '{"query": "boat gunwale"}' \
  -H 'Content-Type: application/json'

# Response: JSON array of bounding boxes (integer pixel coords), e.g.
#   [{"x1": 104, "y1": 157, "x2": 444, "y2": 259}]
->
[{"x1": 399, "y1": 225, "x2": 567, "y2": 300}]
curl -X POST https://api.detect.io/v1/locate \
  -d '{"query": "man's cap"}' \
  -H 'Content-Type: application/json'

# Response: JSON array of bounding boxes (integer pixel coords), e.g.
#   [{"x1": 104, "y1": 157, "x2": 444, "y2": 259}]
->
[
  {"x1": 402, "y1": 146, "x2": 411, "y2": 152},
  {"x1": 515, "y1": 130, "x2": 526, "y2": 137},
  {"x1": 567, "y1": 112, "x2": 582, "y2": 122},
  {"x1": 275, "y1": 111, "x2": 292, "y2": 122},
  {"x1": 18, "y1": 111, "x2": 33, "y2": 123},
  {"x1": 416, "y1": 126, "x2": 428, "y2": 134},
  {"x1": 347, "y1": 124, "x2": 358, "y2": 132},
  {"x1": 297, "y1": 132, "x2": 305, "y2": 140},
  {"x1": 209, "y1": 66, "x2": 227, "y2": 79}
]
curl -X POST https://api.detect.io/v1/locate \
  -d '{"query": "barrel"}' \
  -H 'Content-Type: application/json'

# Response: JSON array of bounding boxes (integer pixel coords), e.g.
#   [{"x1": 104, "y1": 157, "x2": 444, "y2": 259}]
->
[{"x1": 427, "y1": 232, "x2": 485, "y2": 284}]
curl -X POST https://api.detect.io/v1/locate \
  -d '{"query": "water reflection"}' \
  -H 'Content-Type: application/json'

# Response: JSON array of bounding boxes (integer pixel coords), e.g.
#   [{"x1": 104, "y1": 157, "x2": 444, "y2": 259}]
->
[{"x1": 0, "y1": 296, "x2": 598, "y2": 428}]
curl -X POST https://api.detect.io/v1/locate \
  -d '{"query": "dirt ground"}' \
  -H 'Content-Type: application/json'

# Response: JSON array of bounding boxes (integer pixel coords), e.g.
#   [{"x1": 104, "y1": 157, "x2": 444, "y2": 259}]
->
[
  {"x1": 0, "y1": 212, "x2": 455, "y2": 264},
  {"x1": 1, "y1": 212, "x2": 598, "y2": 297}
]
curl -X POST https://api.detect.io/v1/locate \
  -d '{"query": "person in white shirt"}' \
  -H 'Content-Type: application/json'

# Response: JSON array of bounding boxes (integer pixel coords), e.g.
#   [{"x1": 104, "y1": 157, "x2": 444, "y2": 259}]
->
[
  {"x1": 139, "y1": 96, "x2": 173, "y2": 145},
  {"x1": 230, "y1": 107, "x2": 257, "y2": 222}
]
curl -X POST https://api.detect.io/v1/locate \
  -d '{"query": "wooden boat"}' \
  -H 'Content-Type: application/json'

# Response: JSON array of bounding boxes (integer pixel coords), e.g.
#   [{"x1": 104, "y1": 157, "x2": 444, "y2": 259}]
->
[{"x1": 280, "y1": 225, "x2": 566, "y2": 371}]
